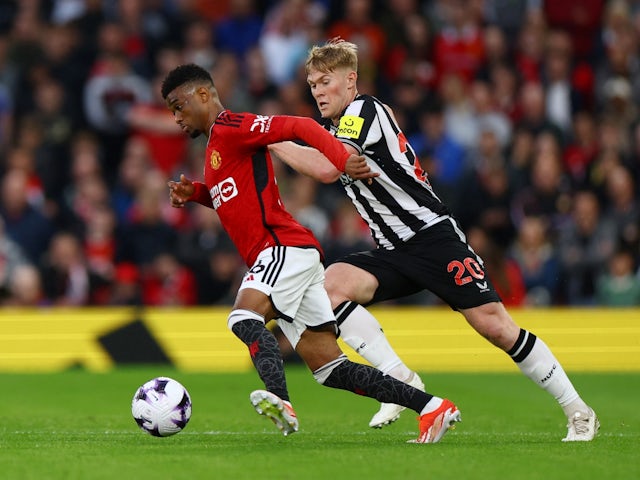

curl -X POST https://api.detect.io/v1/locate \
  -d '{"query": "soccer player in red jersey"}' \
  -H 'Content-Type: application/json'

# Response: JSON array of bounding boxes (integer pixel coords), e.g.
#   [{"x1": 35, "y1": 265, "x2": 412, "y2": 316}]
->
[{"x1": 163, "y1": 63, "x2": 460, "y2": 443}]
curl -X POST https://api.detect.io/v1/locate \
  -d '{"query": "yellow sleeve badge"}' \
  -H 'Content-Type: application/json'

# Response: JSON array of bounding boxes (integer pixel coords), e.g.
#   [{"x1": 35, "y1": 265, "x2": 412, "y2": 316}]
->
[{"x1": 337, "y1": 115, "x2": 364, "y2": 139}]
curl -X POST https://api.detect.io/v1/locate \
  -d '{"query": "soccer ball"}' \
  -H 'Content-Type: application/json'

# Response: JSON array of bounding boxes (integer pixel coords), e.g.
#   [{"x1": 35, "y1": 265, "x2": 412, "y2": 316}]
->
[{"x1": 131, "y1": 377, "x2": 192, "y2": 437}]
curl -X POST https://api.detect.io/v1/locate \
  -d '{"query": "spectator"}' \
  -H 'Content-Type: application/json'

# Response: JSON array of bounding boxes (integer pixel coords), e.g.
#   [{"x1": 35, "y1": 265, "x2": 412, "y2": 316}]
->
[
  {"x1": 83, "y1": 203, "x2": 118, "y2": 287},
  {"x1": 260, "y1": 0, "x2": 325, "y2": 86},
  {"x1": 457, "y1": 154, "x2": 515, "y2": 249},
  {"x1": 595, "y1": 247, "x2": 640, "y2": 306},
  {"x1": 432, "y1": 0, "x2": 485, "y2": 86},
  {"x1": 514, "y1": 10, "x2": 546, "y2": 83},
  {"x1": 563, "y1": 110, "x2": 599, "y2": 190},
  {"x1": 542, "y1": 29, "x2": 583, "y2": 136},
  {"x1": 557, "y1": 190, "x2": 618, "y2": 305},
  {"x1": 603, "y1": 164, "x2": 640, "y2": 251},
  {"x1": 181, "y1": 17, "x2": 218, "y2": 72},
  {"x1": 284, "y1": 174, "x2": 330, "y2": 243},
  {"x1": 0, "y1": 168, "x2": 53, "y2": 264},
  {"x1": 0, "y1": 217, "x2": 32, "y2": 303},
  {"x1": 511, "y1": 131, "x2": 572, "y2": 232},
  {"x1": 111, "y1": 134, "x2": 153, "y2": 224},
  {"x1": 510, "y1": 215, "x2": 561, "y2": 305},
  {"x1": 5, "y1": 264, "x2": 45, "y2": 307},
  {"x1": 116, "y1": 169, "x2": 178, "y2": 268},
  {"x1": 516, "y1": 81, "x2": 563, "y2": 140},
  {"x1": 108, "y1": 262, "x2": 141, "y2": 306},
  {"x1": 383, "y1": 12, "x2": 435, "y2": 92},
  {"x1": 40, "y1": 231, "x2": 99, "y2": 306},
  {"x1": 175, "y1": 203, "x2": 243, "y2": 304},
  {"x1": 141, "y1": 252, "x2": 197, "y2": 306},
  {"x1": 326, "y1": 0, "x2": 386, "y2": 84},
  {"x1": 215, "y1": 0, "x2": 263, "y2": 61},
  {"x1": 83, "y1": 51, "x2": 152, "y2": 183},
  {"x1": 475, "y1": 24, "x2": 511, "y2": 83},
  {"x1": 505, "y1": 126, "x2": 535, "y2": 193},
  {"x1": 408, "y1": 97, "x2": 467, "y2": 210},
  {"x1": 126, "y1": 74, "x2": 188, "y2": 176}
]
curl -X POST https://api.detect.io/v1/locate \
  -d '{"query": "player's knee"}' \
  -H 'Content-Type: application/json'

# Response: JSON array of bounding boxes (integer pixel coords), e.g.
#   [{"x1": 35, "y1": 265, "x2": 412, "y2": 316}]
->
[
  {"x1": 227, "y1": 309, "x2": 264, "y2": 330},
  {"x1": 312, "y1": 354, "x2": 348, "y2": 385},
  {"x1": 465, "y1": 302, "x2": 517, "y2": 349}
]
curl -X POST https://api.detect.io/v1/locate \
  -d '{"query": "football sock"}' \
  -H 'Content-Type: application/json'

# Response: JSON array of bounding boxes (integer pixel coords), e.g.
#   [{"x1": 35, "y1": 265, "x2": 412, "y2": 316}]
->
[
  {"x1": 319, "y1": 355, "x2": 431, "y2": 413},
  {"x1": 334, "y1": 301, "x2": 414, "y2": 382},
  {"x1": 508, "y1": 328, "x2": 583, "y2": 415},
  {"x1": 231, "y1": 318, "x2": 289, "y2": 401}
]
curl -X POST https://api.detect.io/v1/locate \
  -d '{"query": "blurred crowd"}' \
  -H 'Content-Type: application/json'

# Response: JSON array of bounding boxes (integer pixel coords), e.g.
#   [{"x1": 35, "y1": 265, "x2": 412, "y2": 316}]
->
[{"x1": 0, "y1": 0, "x2": 639, "y2": 308}]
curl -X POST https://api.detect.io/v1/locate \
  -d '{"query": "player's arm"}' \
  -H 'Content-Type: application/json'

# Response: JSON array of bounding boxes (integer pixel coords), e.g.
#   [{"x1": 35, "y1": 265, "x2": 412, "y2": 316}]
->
[
  {"x1": 168, "y1": 174, "x2": 214, "y2": 209},
  {"x1": 269, "y1": 141, "x2": 342, "y2": 183},
  {"x1": 274, "y1": 116, "x2": 378, "y2": 181}
]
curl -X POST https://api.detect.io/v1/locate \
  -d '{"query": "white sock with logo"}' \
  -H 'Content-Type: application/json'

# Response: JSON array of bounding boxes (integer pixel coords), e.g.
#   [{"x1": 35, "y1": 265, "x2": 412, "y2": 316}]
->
[
  {"x1": 510, "y1": 330, "x2": 587, "y2": 417},
  {"x1": 336, "y1": 302, "x2": 413, "y2": 382}
]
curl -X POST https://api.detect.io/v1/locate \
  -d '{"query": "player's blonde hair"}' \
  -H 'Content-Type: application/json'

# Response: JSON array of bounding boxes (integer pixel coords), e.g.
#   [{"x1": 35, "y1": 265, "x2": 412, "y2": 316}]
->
[{"x1": 305, "y1": 38, "x2": 358, "y2": 74}]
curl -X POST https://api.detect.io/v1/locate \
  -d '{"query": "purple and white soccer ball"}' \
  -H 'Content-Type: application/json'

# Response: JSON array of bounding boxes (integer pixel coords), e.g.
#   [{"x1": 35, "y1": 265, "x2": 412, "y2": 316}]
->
[{"x1": 131, "y1": 377, "x2": 192, "y2": 437}]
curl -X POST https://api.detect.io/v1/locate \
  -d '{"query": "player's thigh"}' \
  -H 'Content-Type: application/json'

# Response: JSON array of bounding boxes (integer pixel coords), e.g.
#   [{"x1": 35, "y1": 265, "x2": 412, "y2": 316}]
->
[
  {"x1": 324, "y1": 261, "x2": 379, "y2": 306},
  {"x1": 295, "y1": 326, "x2": 344, "y2": 372},
  {"x1": 233, "y1": 287, "x2": 276, "y2": 320},
  {"x1": 277, "y1": 268, "x2": 337, "y2": 350}
]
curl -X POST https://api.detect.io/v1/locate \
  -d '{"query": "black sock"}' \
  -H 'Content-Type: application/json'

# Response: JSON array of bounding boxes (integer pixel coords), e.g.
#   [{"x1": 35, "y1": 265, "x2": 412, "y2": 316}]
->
[
  {"x1": 231, "y1": 319, "x2": 289, "y2": 401},
  {"x1": 323, "y1": 360, "x2": 432, "y2": 413}
]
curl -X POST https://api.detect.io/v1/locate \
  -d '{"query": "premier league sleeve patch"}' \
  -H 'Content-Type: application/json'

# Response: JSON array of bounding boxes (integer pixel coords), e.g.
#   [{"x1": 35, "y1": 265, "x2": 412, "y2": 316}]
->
[{"x1": 337, "y1": 115, "x2": 364, "y2": 139}]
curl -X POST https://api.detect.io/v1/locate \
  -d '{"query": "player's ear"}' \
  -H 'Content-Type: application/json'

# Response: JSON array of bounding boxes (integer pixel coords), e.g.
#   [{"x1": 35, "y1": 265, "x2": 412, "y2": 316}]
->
[
  {"x1": 347, "y1": 70, "x2": 358, "y2": 88},
  {"x1": 196, "y1": 85, "x2": 211, "y2": 103}
]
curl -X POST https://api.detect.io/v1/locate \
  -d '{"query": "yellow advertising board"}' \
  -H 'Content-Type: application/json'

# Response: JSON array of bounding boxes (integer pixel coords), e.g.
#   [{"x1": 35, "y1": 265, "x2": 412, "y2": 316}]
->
[{"x1": 0, "y1": 307, "x2": 638, "y2": 372}]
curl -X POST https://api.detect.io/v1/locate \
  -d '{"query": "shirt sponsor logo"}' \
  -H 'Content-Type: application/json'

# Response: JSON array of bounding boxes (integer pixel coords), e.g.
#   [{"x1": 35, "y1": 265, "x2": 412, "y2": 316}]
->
[
  {"x1": 210, "y1": 177, "x2": 238, "y2": 209},
  {"x1": 337, "y1": 115, "x2": 364, "y2": 139},
  {"x1": 250, "y1": 115, "x2": 272, "y2": 133}
]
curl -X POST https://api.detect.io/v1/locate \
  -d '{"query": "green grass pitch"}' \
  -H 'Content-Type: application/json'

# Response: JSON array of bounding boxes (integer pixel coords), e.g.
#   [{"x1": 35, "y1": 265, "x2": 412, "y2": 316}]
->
[{"x1": 0, "y1": 366, "x2": 637, "y2": 480}]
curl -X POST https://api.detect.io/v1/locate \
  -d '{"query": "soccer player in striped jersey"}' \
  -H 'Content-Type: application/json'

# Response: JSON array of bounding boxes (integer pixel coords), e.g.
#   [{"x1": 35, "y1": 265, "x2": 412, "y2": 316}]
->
[
  {"x1": 270, "y1": 39, "x2": 598, "y2": 441},
  {"x1": 163, "y1": 63, "x2": 461, "y2": 443}
]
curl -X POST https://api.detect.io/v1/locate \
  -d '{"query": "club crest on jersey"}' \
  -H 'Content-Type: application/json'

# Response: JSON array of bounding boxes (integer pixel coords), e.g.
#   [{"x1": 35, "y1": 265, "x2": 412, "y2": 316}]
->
[
  {"x1": 337, "y1": 115, "x2": 364, "y2": 139},
  {"x1": 210, "y1": 150, "x2": 221, "y2": 169}
]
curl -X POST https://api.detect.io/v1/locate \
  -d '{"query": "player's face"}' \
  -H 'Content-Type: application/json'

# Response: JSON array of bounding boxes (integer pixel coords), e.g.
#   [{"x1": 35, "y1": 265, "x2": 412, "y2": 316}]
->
[
  {"x1": 307, "y1": 67, "x2": 356, "y2": 124},
  {"x1": 166, "y1": 86, "x2": 203, "y2": 138}
]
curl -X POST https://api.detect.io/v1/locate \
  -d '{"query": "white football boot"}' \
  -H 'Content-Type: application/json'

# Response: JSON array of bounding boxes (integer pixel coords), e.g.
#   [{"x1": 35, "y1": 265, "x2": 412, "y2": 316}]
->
[
  {"x1": 369, "y1": 372, "x2": 425, "y2": 428},
  {"x1": 562, "y1": 407, "x2": 600, "y2": 441}
]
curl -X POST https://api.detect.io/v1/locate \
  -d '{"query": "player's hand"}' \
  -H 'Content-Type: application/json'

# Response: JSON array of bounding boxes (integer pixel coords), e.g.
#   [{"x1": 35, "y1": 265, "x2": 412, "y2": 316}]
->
[
  {"x1": 167, "y1": 174, "x2": 195, "y2": 208},
  {"x1": 344, "y1": 154, "x2": 378, "y2": 184}
]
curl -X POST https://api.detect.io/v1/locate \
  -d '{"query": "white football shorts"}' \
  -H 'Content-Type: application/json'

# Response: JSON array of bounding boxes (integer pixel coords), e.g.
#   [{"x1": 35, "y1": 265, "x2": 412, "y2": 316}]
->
[{"x1": 239, "y1": 246, "x2": 336, "y2": 348}]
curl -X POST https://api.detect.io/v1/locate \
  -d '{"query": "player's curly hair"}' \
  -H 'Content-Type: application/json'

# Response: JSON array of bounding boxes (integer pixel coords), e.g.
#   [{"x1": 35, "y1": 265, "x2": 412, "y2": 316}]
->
[
  {"x1": 305, "y1": 37, "x2": 358, "y2": 74},
  {"x1": 161, "y1": 63, "x2": 214, "y2": 99}
]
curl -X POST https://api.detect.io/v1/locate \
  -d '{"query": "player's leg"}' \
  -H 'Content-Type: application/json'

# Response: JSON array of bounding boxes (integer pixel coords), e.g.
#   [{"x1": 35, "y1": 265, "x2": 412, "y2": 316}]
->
[
  {"x1": 462, "y1": 302, "x2": 599, "y2": 441},
  {"x1": 229, "y1": 287, "x2": 289, "y2": 400},
  {"x1": 325, "y1": 262, "x2": 425, "y2": 427},
  {"x1": 294, "y1": 326, "x2": 460, "y2": 443},
  {"x1": 229, "y1": 248, "x2": 302, "y2": 436},
  {"x1": 410, "y1": 218, "x2": 599, "y2": 441},
  {"x1": 286, "y1": 270, "x2": 455, "y2": 443}
]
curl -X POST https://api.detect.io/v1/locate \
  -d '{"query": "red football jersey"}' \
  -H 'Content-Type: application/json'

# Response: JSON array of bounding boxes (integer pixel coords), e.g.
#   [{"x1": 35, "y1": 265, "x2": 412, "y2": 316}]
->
[{"x1": 189, "y1": 111, "x2": 349, "y2": 266}]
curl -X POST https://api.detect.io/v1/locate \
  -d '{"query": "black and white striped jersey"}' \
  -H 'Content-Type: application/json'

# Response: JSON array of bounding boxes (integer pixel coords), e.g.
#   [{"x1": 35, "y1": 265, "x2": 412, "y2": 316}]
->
[{"x1": 327, "y1": 94, "x2": 450, "y2": 250}]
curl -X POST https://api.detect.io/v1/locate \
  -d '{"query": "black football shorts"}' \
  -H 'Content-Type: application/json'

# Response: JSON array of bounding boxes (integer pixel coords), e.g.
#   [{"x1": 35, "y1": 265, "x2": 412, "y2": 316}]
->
[{"x1": 336, "y1": 218, "x2": 502, "y2": 310}]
